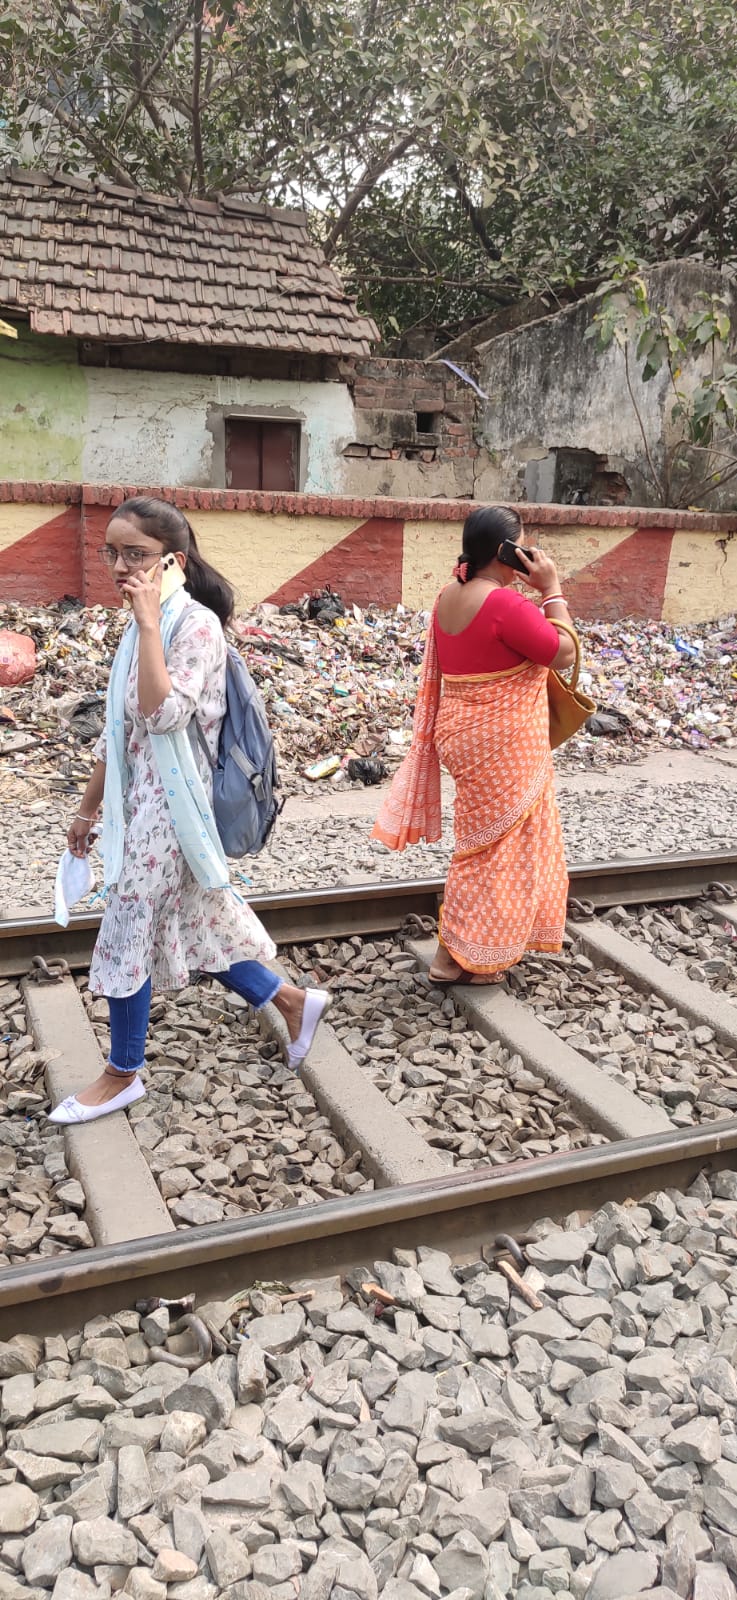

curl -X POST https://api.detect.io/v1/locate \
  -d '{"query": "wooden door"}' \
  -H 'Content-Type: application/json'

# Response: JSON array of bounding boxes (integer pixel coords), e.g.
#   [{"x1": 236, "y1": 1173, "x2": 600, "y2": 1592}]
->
[{"x1": 224, "y1": 418, "x2": 300, "y2": 490}]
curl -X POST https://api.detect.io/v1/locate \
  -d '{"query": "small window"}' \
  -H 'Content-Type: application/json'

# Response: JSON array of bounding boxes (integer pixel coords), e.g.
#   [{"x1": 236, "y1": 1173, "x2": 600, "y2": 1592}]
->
[
  {"x1": 415, "y1": 411, "x2": 437, "y2": 435},
  {"x1": 225, "y1": 418, "x2": 300, "y2": 491}
]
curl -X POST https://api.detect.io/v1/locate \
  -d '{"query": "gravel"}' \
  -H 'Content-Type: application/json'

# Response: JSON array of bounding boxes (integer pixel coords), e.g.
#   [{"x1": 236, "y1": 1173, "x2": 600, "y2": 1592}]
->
[
  {"x1": 2, "y1": 774, "x2": 737, "y2": 913},
  {"x1": 0, "y1": 981, "x2": 93, "y2": 1267},
  {"x1": 2, "y1": 1170, "x2": 737, "y2": 1600},
  {"x1": 282, "y1": 937, "x2": 601, "y2": 1168},
  {"x1": 81, "y1": 980, "x2": 373, "y2": 1225},
  {"x1": 601, "y1": 902, "x2": 737, "y2": 1001},
  {"x1": 513, "y1": 944, "x2": 737, "y2": 1130}
]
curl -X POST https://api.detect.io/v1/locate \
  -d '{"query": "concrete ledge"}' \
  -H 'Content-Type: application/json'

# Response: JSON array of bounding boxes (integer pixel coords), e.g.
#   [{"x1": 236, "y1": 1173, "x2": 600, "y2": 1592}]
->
[
  {"x1": 569, "y1": 919, "x2": 737, "y2": 1050},
  {"x1": 408, "y1": 939, "x2": 671, "y2": 1140},
  {"x1": 2, "y1": 479, "x2": 736, "y2": 531},
  {"x1": 261, "y1": 963, "x2": 449, "y2": 1188},
  {"x1": 25, "y1": 976, "x2": 174, "y2": 1245}
]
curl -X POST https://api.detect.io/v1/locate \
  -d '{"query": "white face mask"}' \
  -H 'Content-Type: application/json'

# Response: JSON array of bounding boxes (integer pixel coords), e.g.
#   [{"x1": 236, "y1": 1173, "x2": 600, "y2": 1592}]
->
[{"x1": 55, "y1": 850, "x2": 96, "y2": 928}]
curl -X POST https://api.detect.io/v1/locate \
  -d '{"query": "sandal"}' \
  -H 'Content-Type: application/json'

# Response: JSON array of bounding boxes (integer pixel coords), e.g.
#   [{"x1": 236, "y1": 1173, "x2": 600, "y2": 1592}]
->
[{"x1": 428, "y1": 968, "x2": 504, "y2": 988}]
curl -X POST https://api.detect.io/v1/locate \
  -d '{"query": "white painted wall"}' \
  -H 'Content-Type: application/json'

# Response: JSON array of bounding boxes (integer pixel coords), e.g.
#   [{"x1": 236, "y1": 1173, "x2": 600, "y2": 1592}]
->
[{"x1": 80, "y1": 368, "x2": 356, "y2": 492}]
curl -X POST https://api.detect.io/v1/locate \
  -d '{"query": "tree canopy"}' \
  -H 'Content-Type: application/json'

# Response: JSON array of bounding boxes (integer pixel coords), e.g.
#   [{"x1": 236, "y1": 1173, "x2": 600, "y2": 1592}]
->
[{"x1": 2, "y1": 0, "x2": 736, "y2": 346}]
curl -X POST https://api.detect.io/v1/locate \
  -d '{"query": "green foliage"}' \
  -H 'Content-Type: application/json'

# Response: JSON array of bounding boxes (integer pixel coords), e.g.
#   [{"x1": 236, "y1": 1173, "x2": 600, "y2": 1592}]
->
[
  {"x1": 586, "y1": 263, "x2": 737, "y2": 507},
  {"x1": 1, "y1": 0, "x2": 737, "y2": 344}
]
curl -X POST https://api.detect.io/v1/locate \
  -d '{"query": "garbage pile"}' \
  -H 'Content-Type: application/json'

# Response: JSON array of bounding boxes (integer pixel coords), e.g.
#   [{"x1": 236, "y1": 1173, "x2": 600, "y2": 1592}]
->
[
  {"x1": 234, "y1": 589, "x2": 421, "y2": 790},
  {"x1": 570, "y1": 617, "x2": 737, "y2": 763},
  {"x1": 0, "y1": 600, "x2": 126, "y2": 799},
  {"x1": 0, "y1": 594, "x2": 734, "y2": 803}
]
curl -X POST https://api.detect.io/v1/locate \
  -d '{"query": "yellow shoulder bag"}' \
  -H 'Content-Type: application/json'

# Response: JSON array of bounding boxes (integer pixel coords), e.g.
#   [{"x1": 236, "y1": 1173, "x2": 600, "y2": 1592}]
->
[{"x1": 547, "y1": 620, "x2": 596, "y2": 750}]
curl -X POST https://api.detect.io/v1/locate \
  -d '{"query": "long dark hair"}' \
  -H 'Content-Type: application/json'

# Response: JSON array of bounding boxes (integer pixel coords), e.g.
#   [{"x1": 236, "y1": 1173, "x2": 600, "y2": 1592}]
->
[
  {"x1": 109, "y1": 497, "x2": 235, "y2": 627},
  {"x1": 456, "y1": 505, "x2": 522, "y2": 583}
]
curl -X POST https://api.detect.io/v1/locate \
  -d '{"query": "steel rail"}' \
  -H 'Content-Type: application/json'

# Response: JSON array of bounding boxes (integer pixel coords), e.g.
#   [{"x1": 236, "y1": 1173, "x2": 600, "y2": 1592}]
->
[
  {"x1": 1, "y1": 849, "x2": 736, "y2": 977},
  {"x1": 2, "y1": 1117, "x2": 737, "y2": 1339}
]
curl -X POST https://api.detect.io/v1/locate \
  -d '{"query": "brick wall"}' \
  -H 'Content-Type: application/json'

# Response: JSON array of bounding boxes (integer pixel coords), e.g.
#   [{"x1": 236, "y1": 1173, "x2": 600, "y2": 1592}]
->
[
  {"x1": 339, "y1": 357, "x2": 479, "y2": 470},
  {"x1": 0, "y1": 480, "x2": 735, "y2": 622}
]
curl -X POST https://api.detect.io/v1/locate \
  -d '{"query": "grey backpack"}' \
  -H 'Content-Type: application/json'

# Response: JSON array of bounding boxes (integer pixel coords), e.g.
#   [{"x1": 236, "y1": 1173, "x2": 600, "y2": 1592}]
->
[{"x1": 171, "y1": 611, "x2": 282, "y2": 856}]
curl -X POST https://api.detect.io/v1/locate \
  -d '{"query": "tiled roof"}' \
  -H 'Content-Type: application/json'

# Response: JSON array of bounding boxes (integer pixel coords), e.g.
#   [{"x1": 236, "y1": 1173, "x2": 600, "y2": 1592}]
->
[{"x1": 0, "y1": 166, "x2": 377, "y2": 357}]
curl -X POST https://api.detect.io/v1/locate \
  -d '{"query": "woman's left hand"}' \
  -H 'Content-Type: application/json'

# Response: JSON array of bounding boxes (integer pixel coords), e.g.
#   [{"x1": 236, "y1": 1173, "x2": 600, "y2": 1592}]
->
[{"x1": 121, "y1": 562, "x2": 163, "y2": 629}]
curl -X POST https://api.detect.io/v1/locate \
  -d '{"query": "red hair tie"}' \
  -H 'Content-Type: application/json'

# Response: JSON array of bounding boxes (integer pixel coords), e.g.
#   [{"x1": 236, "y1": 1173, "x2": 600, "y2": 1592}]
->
[{"x1": 453, "y1": 559, "x2": 469, "y2": 584}]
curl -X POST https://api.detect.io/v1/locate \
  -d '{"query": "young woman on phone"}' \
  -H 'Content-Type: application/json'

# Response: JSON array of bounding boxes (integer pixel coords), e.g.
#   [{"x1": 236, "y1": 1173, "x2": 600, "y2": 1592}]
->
[
  {"x1": 372, "y1": 504, "x2": 575, "y2": 985},
  {"x1": 50, "y1": 497, "x2": 330, "y2": 1124}
]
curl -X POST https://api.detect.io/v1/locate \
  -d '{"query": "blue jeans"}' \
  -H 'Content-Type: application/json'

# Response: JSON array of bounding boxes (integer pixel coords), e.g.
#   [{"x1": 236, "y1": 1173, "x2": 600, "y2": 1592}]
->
[{"x1": 107, "y1": 963, "x2": 282, "y2": 1074}]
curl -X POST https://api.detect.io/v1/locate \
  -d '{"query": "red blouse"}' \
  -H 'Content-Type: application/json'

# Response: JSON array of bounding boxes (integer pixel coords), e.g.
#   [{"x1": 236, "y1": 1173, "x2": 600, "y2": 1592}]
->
[{"x1": 434, "y1": 587, "x2": 560, "y2": 675}]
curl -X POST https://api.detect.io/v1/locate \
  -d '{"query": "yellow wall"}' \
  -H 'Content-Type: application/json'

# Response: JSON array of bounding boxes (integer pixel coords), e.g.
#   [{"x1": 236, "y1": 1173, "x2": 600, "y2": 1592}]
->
[{"x1": 2, "y1": 497, "x2": 737, "y2": 622}]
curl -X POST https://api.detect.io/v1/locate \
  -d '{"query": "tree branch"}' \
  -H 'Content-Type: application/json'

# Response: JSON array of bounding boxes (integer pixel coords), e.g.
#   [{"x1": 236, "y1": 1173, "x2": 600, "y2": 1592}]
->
[
  {"x1": 354, "y1": 272, "x2": 516, "y2": 299},
  {"x1": 673, "y1": 181, "x2": 729, "y2": 255},
  {"x1": 675, "y1": 457, "x2": 737, "y2": 505},
  {"x1": 44, "y1": 87, "x2": 135, "y2": 186},
  {"x1": 322, "y1": 130, "x2": 418, "y2": 259},
  {"x1": 112, "y1": 12, "x2": 192, "y2": 140},
  {"x1": 624, "y1": 343, "x2": 664, "y2": 501},
  {"x1": 439, "y1": 154, "x2": 503, "y2": 262},
  {"x1": 203, "y1": 6, "x2": 231, "y2": 100},
  {"x1": 191, "y1": 0, "x2": 206, "y2": 196}
]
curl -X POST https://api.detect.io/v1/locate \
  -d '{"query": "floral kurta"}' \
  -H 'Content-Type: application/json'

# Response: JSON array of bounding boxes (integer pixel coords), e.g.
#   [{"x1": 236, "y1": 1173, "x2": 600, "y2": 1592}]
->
[{"x1": 89, "y1": 598, "x2": 276, "y2": 999}]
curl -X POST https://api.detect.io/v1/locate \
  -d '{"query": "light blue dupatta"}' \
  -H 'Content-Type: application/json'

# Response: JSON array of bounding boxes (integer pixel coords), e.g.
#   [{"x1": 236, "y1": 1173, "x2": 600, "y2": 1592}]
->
[{"x1": 101, "y1": 590, "x2": 230, "y2": 893}]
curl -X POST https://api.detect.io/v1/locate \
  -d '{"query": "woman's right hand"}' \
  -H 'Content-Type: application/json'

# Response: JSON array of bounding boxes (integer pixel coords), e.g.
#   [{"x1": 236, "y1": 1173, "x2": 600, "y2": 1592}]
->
[
  {"x1": 68, "y1": 816, "x2": 97, "y2": 858},
  {"x1": 516, "y1": 547, "x2": 560, "y2": 595}
]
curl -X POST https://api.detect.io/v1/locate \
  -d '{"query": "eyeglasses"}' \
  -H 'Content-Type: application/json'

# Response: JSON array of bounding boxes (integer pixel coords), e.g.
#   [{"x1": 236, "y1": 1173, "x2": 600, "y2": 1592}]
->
[{"x1": 98, "y1": 546, "x2": 160, "y2": 570}]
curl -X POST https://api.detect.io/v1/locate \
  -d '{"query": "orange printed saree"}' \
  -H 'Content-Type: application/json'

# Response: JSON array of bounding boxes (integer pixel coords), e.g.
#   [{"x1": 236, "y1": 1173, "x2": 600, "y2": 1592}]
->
[{"x1": 372, "y1": 609, "x2": 568, "y2": 975}]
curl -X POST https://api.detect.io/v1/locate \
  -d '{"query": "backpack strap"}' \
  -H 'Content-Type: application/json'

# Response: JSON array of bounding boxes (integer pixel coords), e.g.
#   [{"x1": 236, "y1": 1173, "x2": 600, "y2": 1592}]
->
[
  {"x1": 169, "y1": 604, "x2": 218, "y2": 770},
  {"x1": 186, "y1": 718, "x2": 216, "y2": 769},
  {"x1": 229, "y1": 743, "x2": 265, "y2": 798}
]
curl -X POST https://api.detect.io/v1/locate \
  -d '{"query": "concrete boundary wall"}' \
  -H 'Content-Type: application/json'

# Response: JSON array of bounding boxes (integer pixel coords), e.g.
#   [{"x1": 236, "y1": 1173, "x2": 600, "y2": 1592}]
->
[{"x1": 1, "y1": 479, "x2": 736, "y2": 621}]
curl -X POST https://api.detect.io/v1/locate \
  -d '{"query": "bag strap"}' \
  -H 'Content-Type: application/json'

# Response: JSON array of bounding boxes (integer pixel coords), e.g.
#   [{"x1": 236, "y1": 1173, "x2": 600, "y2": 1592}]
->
[
  {"x1": 187, "y1": 718, "x2": 216, "y2": 769},
  {"x1": 548, "y1": 618, "x2": 581, "y2": 690},
  {"x1": 167, "y1": 610, "x2": 217, "y2": 769}
]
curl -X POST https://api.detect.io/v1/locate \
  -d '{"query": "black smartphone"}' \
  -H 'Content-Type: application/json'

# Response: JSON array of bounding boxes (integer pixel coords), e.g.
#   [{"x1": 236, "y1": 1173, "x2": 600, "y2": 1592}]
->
[{"x1": 498, "y1": 539, "x2": 536, "y2": 574}]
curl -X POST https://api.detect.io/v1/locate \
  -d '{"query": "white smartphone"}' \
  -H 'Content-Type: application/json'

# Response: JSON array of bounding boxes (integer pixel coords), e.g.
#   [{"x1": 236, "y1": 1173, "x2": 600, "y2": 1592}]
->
[
  {"x1": 158, "y1": 554, "x2": 186, "y2": 604},
  {"x1": 123, "y1": 553, "x2": 186, "y2": 608}
]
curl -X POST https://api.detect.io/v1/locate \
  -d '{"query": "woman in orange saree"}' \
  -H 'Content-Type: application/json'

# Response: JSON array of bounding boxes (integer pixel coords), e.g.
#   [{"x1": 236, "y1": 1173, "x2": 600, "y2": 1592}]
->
[{"x1": 372, "y1": 506, "x2": 577, "y2": 983}]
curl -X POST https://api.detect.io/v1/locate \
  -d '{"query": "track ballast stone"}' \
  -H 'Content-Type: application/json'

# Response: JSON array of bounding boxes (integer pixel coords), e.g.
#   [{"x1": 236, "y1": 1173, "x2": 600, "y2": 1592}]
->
[
  {"x1": 513, "y1": 945, "x2": 737, "y2": 1130},
  {"x1": 4, "y1": 776, "x2": 737, "y2": 915},
  {"x1": 83, "y1": 980, "x2": 373, "y2": 1222},
  {"x1": 2, "y1": 1170, "x2": 737, "y2": 1599},
  {"x1": 284, "y1": 938, "x2": 600, "y2": 1167},
  {"x1": 0, "y1": 982, "x2": 92, "y2": 1266},
  {"x1": 603, "y1": 901, "x2": 737, "y2": 1002}
]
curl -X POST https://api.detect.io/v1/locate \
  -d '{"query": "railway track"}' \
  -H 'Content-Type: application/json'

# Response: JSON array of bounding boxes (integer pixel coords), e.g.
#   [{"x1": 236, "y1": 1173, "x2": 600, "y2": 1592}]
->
[
  {"x1": 2, "y1": 847, "x2": 736, "y2": 978},
  {"x1": 2, "y1": 1119, "x2": 736, "y2": 1340},
  {"x1": 1, "y1": 847, "x2": 737, "y2": 1340}
]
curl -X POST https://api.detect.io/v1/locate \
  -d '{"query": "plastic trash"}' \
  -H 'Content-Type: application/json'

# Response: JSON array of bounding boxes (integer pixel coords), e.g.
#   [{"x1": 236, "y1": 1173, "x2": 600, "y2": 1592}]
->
[
  {"x1": 54, "y1": 848, "x2": 95, "y2": 927},
  {"x1": 585, "y1": 709, "x2": 632, "y2": 737},
  {"x1": 305, "y1": 755, "x2": 341, "y2": 780},
  {"x1": 346, "y1": 756, "x2": 388, "y2": 785},
  {"x1": 307, "y1": 586, "x2": 345, "y2": 625},
  {"x1": 0, "y1": 630, "x2": 36, "y2": 687}
]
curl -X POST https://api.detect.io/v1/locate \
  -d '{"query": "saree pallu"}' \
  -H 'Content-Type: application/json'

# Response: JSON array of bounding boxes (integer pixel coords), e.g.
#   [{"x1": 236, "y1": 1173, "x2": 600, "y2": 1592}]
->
[{"x1": 372, "y1": 616, "x2": 568, "y2": 975}]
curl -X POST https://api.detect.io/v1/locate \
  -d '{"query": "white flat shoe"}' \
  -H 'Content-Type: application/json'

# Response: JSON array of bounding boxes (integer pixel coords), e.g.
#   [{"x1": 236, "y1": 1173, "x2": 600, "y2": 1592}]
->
[
  {"x1": 286, "y1": 990, "x2": 332, "y2": 1071},
  {"x1": 48, "y1": 1076, "x2": 146, "y2": 1124}
]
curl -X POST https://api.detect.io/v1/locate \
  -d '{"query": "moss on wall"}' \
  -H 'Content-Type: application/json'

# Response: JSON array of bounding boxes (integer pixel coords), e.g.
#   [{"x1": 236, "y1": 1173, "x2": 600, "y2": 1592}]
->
[{"x1": 0, "y1": 327, "x2": 86, "y2": 480}]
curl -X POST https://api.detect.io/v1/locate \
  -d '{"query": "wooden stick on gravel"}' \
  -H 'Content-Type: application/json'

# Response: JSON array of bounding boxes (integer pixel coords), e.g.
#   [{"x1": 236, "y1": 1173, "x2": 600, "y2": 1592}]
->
[
  {"x1": 361, "y1": 1283, "x2": 397, "y2": 1305},
  {"x1": 497, "y1": 1258, "x2": 544, "y2": 1311}
]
